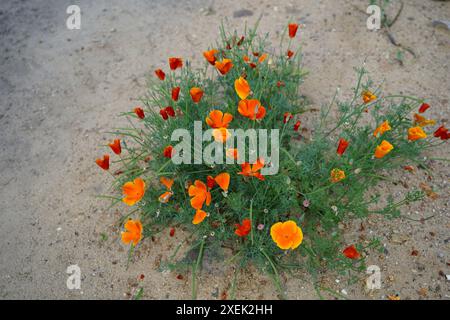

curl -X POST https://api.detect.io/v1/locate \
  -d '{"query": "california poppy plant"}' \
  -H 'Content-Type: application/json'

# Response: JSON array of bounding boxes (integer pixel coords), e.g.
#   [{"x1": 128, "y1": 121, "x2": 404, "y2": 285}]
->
[
  {"x1": 343, "y1": 245, "x2": 360, "y2": 259},
  {"x1": 362, "y1": 90, "x2": 376, "y2": 104},
  {"x1": 169, "y1": 57, "x2": 183, "y2": 70},
  {"x1": 171, "y1": 87, "x2": 180, "y2": 101},
  {"x1": 434, "y1": 125, "x2": 450, "y2": 140},
  {"x1": 134, "y1": 107, "x2": 145, "y2": 119},
  {"x1": 373, "y1": 120, "x2": 391, "y2": 137},
  {"x1": 122, "y1": 178, "x2": 145, "y2": 206},
  {"x1": 408, "y1": 126, "x2": 427, "y2": 141},
  {"x1": 155, "y1": 69, "x2": 165, "y2": 80},
  {"x1": 95, "y1": 154, "x2": 110, "y2": 170},
  {"x1": 234, "y1": 77, "x2": 251, "y2": 100},
  {"x1": 288, "y1": 23, "x2": 299, "y2": 38},
  {"x1": 188, "y1": 180, "x2": 211, "y2": 210},
  {"x1": 215, "y1": 59, "x2": 233, "y2": 75},
  {"x1": 238, "y1": 158, "x2": 265, "y2": 181},
  {"x1": 190, "y1": 87, "x2": 204, "y2": 103},
  {"x1": 336, "y1": 138, "x2": 349, "y2": 156},
  {"x1": 330, "y1": 168, "x2": 345, "y2": 183},
  {"x1": 270, "y1": 220, "x2": 303, "y2": 250},
  {"x1": 121, "y1": 219, "x2": 143, "y2": 246},
  {"x1": 374, "y1": 140, "x2": 394, "y2": 158},
  {"x1": 235, "y1": 218, "x2": 251, "y2": 237},
  {"x1": 203, "y1": 49, "x2": 218, "y2": 65},
  {"x1": 108, "y1": 139, "x2": 122, "y2": 155},
  {"x1": 238, "y1": 99, "x2": 266, "y2": 120}
]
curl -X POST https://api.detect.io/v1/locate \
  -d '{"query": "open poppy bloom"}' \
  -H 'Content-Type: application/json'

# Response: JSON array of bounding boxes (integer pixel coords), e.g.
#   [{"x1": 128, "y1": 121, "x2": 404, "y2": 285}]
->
[
  {"x1": 214, "y1": 172, "x2": 230, "y2": 192},
  {"x1": 226, "y1": 148, "x2": 239, "y2": 160},
  {"x1": 374, "y1": 140, "x2": 394, "y2": 158},
  {"x1": 95, "y1": 154, "x2": 110, "y2": 170},
  {"x1": 238, "y1": 158, "x2": 265, "y2": 181},
  {"x1": 172, "y1": 87, "x2": 180, "y2": 101},
  {"x1": 413, "y1": 114, "x2": 435, "y2": 127},
  {"x1": 159, "y1": 176, "x2": 174, "y2": 203},
  {"x1": 418, "y1": 103, "x2": 430, "y2": 113},
  {"x1": 188, "y1": 180, "x2": 212, "y2": 210},
  {"x1": 434, "y1": 125, "x2": 450, "y2": 140},
  {"x1": 122, "y1": 178, "x2": 145, "y2": 206},
  {"x1": 192, "y1": 209, "x2": 207, "y2": 225},
  {"x1": 121, "y1": 219, "x2": 143, "y2": 246},
  {"x1": 270, "y1": 220, "x2": 303, "y2": 250},
  {"x1": 134, "y1": 107, "x2": 145, "y2": 119},
  {"x1": 108, "y1": 139, "x2": 122, "y2": 155},
  {"x1": 163, "y1": 145, "x2": 174, "y2": 158},
  {"x1": 206, "y1": 110, "x2": 233, "y2": 142},
  {"x1": 235, "y1": 77, "x2": 251, "y2": 100},
  {"x1": 288, "y1": 23, "x2": 299, "y2": 38},
  {"x1": 235, "y1": 218, "x2": 251, "y2": 237},
  {"x1": 362, "y1": 90, "x2": 377, "y2": 104},
  {"x1": 286, "y1": 50, "x2": 294, "y2": 59},
  {"x1": 373, "y1": 120, "x2": 391, "y2": 137},
  {"x1": 203, "y1": 49, "x2": 218, "y2": 65},
  {"x1": 330, "y1": 168, "x2": 346, "y2": 183},
  {"x1": 343, "y1": 244, "x2": 360, "y2": 259},
  {"x1": 238, "y1": 99, "x2": 266, "y2": 120},
  {"x1": 336, "y1": 138, "x2": 349, "y2": 155},
  {"x1": 294, "y1": 120, "x2": 301, "y2": 131},
  {"x1": 408, "y1": 126, "x2": 427, "y2": 141},
  {"x1": 169, "y1": 57, "x2": 183, "y2": 70},
  {"x1": 190, "y1": 87, "x2": 204, "y2": 103},
  {"x1": 215, "y1": 59, "x2": 233, "y2": 75},
  {"x1": 155, "y1": 69, "x2": 165, "y2": 80}
]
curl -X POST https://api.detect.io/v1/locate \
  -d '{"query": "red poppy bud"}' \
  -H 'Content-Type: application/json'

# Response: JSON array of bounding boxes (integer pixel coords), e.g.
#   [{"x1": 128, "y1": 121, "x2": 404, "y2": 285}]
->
[
  {"x1": 418, "y1": 103, "x2": 430, "y2": 113},
  {"x1": 169, "y1": 228, "x2": 175, "y2": 237},
  {"x1": 165, "y1": 106, "x2": 175, "y2": 117},
  {"x1": 171, "y1": 87, "x2": 180, "y2": 101},
  {"x1": 155, "y1": 69, "x2": 165, "y2": 80},
  {"x1": 294, "y1": 120, "x2": 301, "y2": 131},
  {"x1": 134, "y1": 107, "x2": 145, "y2": 119},
  {"x1": 336, "y1": 138, "x2": 349, "y2": 156},
  {"x1": 159, "y1": 109, "x2": 168, "y2": 120}
]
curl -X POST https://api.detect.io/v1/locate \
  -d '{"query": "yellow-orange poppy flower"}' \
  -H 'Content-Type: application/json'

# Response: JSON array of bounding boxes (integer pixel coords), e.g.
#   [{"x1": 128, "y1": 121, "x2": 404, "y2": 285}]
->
[
  {"x1": 362, "y1": 90, "x2": 377, "y2": 104},
  {"x1": 330, "y1": 168, "x2": 346, "y2": 183},
  {"x1": 203, "y1": 49, "x2": 218, "y2": 65},
  {"x1": 158, "y1": 177, "x2": 174, "y2": 203},
  {"x1": 206, "y1": 110, "x2": 233, "y2": 142},
  {"x1": 270, "y1": 220, "x2": 303, "y2": 250},
  {"x1": 258, "y1": 53, "x2": 268, "y2": 63},
  {"x1": 373, "y1": 120, "x2": 392, "y2": 137},
  {"x1": 238, "y1": 158, "x2": 265, "y2": 181},
  {"x1": 374, "y1": 140, "x2": 394, "y2": 158},
  {"x1": 192, "y1": 209, "x2": 207, "y2": 225},
  {"x1": 215, "y1": 59, "x2": 233, "y2": 75},
  {"x1": 190, "y1": 87, "x2": 204, "y2": 103},
  {"x1": 188, "y1": 180, "x2": 211, "y2": 210},
  {"x1": 238, "y1": 99, "x2": 266, "y2": 120},
  {"x1": 234, "y1": 77, "x2": 251, "y2": 100},
  {"x1": 413, "y1": 114, "x2": 436, "y2": 127},
  {"x1": 214, "y1": 173, "x2": 230, "y2": 192},
  {"x1": 408, "y1": 126, "x2": 427, "y2": 141},
  {"x1": 122, "y1": 178, "x2": 145, "y2": 206},
  {"x1": 121, "y1": 219, "x2": 143, "y2": 246}
]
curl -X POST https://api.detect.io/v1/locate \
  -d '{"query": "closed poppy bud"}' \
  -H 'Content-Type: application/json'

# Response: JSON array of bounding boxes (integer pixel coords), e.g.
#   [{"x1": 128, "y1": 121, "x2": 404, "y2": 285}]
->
[
  {"x1": 190, "y1": 87, "x2": 204, "y2": 103},
  {"x1": 434, "y1": 125, "x2": 450, "y2": 140},
  {"x1": 206, "y1": 175, "x2": 216, "y2": 189},
  {"x1": 95, "y1": 154, "x2": 110, "y2": 170},
  {"x1": 336, "y1": 138, "x2": 349, "y2": 156},
  {"x1": 294, "y1": 120, "x2": 301, "y2": 131},
  {"x1": 286, "y1": 50, "x2": 294, "y2": 59},
  {"x1": 258, "y1": 53, "x2": 268, "y2": 63},
  {"x1": 277, "y1": 81, "x2": 285, "y2": 87},
  {"x1": 418, "y1": 103, "x2": 430, "y2": 113},
  {"x1": 155, "y1": 69, "x2": 165, "y2": 80},
  {"x1": 169, "y1": 228, "x2": 175, "y2": 237},
  {"x1": 288, "y1": 23, "x2": 299, "y2": 38},
  {"x1": 169, "y1": 57, "x2": 183, "y2": 70},
  {"x1": 159, "y1": 109, "x2": 168, "y2": 120},
  {"x1": 226, "y1": 42, "x2": 232, "y2": 50},
  {"x1": 163, "y1": 145, "x2": 174, "y2": 158},
  {"x1": 343, "y1": 245, "x2": 360, "y2": 259},
  {"x1": 283, "y1": 112, "x2": 293, "y2": 124},
  {"x1": 243, "y1": 55, "x2": 250, "y2": 62},
  {"x1": 249, "y1": 63, "x2": 257, "y2": 69},
  {"x1": 171, "y1": 87, "x2": 180, "y2": 101},
  {"x1": 134, "y1": 107, "x2": 145, "y2": 119},
  {"x1": 108, "y1": 139, "x2": 122, "y2": 155},
  {"x1": 237, "y1": 36, "x2": 245, "y2": 46},
  {"x1": 165, "y1": 106, "x2": 175, "y2": 117}
]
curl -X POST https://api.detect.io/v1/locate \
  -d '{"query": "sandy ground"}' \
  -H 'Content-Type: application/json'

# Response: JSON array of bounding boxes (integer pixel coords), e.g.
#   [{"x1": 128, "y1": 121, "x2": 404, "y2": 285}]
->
[{"x1": 0, "y1": 0, "x2": 449, "y2": 299}]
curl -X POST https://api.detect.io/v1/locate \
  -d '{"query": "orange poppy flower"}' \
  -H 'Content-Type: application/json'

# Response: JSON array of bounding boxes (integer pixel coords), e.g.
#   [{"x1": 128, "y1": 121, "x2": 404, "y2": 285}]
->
[
  {"x1": 134, "y1": 107, "x2": 145, "y2": 119},
  {"x1": 206, "y1": 110, "x2": 233, "y2": 128},
  {"x1": 192, "y1": 209, "x2": 207, "y2": 225},
  {"x1": 343, "y1": 245, "x2": 360, "y2": 259},
  {"x1": 163, "y1": 145, "x2": 174, "y2": 158},
  {"x1": 95, "y1": 154, "x2": 110, "y2": 170},
  {"x1": 215, "y1": 59, "x2": 233, "y2": 75},
  {"x1": 434, "y1": 125, "x2": 450, "y2": 140},
  {"x1": 203, "y1": 49, "x2": 218, "y2": 65},
  {"x1": 258, "y1": 53, "x2": 268, "y2": 63},
  {"x1": 408, "y1": 126, "x2": 427, "y2": 141},
  {"x1": 190, "y1": 87, "x2": 204, "y2": 103},
  {"x1": 373, "y1": 120, "x2": 391, "y2": 137},
  {"x1": 155, "y1": 69, "x2": 165, "y2": 80},
  {"x1": 288, "y1": 23, "x2": 299, "y2": 38},
  {"x1": 418, "y1": 103, "x2": 430, "y2": 113},
  {"x1": 330, "y1": 168, "x2": 346, "y2": 183},
  {"x1": 122, "y1": 178, "x2": 146, "y2": 206},
  {"x1": 158, "y1": 177, "x2": 174, "y2": 203},
  {"x1": 226, "y1": 148, "x2": 239, "y2": 160},
  {"x1": 108, "y1": 139, "x2": 121, "y2": 155},
  {"x1": 172, "y1": 87, "x2": 180, "y2": 101},
  {"x1": 243, "y1": 55, "x2": 250, "y2": 62},
  {"x1": 374, "y1": 140, "x2": 394, "y2": 158},
  {"x1": 169, "y1": 57, "x2": 183, "y2": 70},
  {"x1": 214, "y1": 173, "x2": 230, "y2": 192},
  {"x1": 336, "y1": 138, "x2": 349, "y2": 156},
  {"x1": 235, "y1": 218, "x2": 251, "y2": 237},
  {"x1": 238, "y1": 158, "x2": 265, "y2": 181},
  {"x1": 238, "y1": 99, "x2": 266, "y2": 120},
  {"x1": 121, "y1": 219, "x2": 143, "y2": 246},
  {"x1": 362, "y1": 90, "x2": 377, "y2": 104},
  {"x1": 270, "y1": 220, "x2": 303, "y2": 250},
  {"x1": 188, "y1": 180, "x2": 211, "y2": 210},
  {"x1": 234, "y1": 77, "x2": 251, "y2": 100},
  {"x1": 286, "y1": 50, "x2": 294, "y2": 59},
  {"x1": 413, "y1": 114, "x2": 436, "y2": 127}
]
